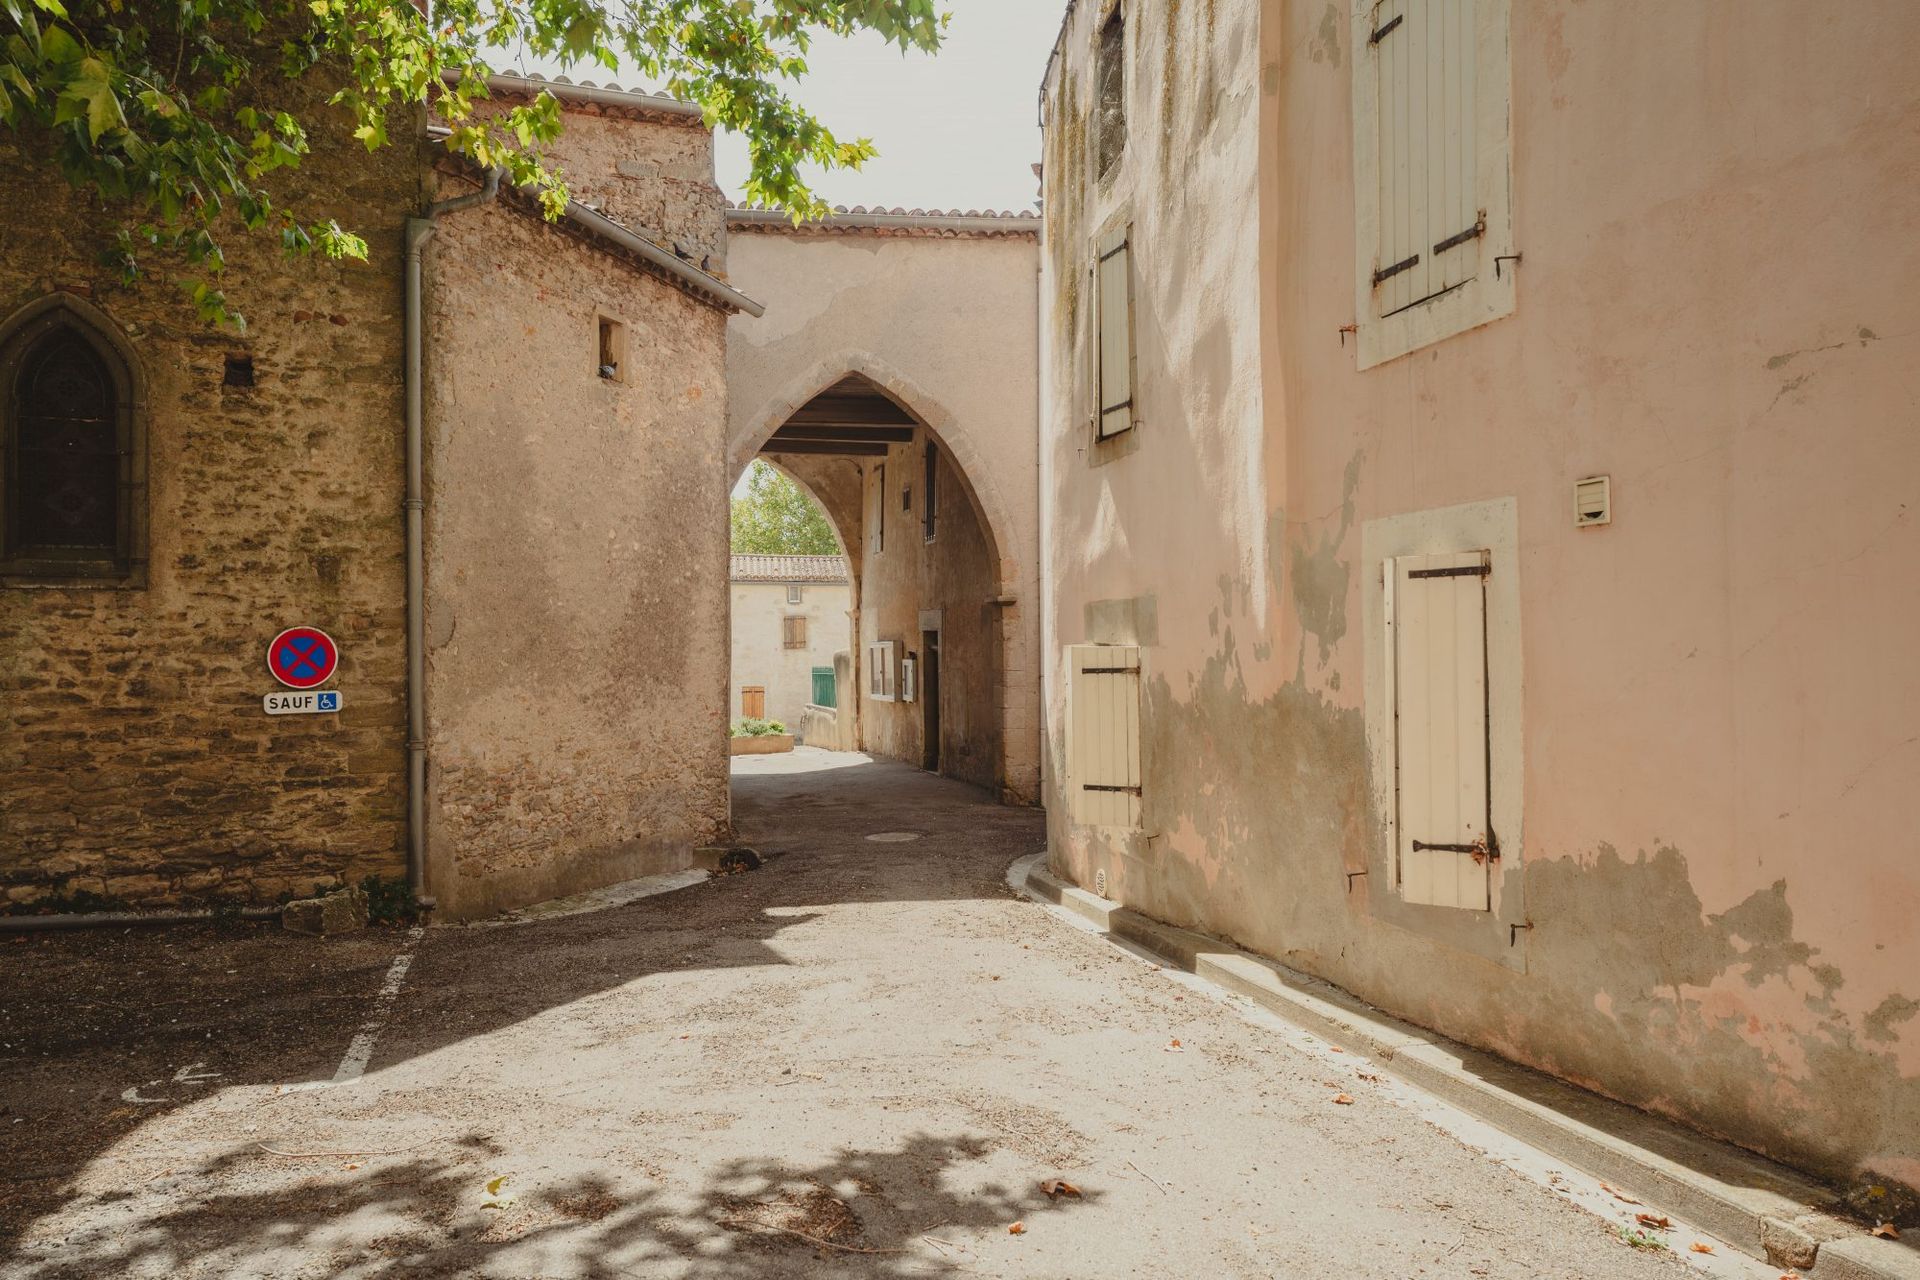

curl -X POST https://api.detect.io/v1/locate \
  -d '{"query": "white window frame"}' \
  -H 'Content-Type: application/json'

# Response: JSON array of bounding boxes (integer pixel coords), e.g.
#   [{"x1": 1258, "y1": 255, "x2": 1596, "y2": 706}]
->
[
  {"x1": 1350, "y1": 0, "x2": 1515, "y2": 370},
  {"x1": 786, "y1": 583, "x2": 803, "y2": 605},
  {"x1": 1092, "y1": 225, "x2": 1136, "y2": 440},
  {"x1": 1361, "y1": 498, "x2": 1527, "y2": 967},
  {"x1": 901, "y1": 654, "x2": 918, "y2": 703},
  {"x1": 865, "y1": 640, "x2": 896, "y2": 702}
]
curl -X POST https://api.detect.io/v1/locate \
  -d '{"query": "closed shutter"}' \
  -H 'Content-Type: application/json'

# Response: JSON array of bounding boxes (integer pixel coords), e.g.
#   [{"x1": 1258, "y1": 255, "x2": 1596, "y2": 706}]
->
[
  {"x1": 1387, "y1": 550, "x2": 1492, "y2": 909},
  {"x1": 1095, "y1": 231, "x2": 1134, "y2": 439},
  {"x1": 1067, "y1": 644, "x2": 1142, "y2": 827},
  {"x1": 742, "y1": 686, "x2": 766, "y2": 719},
  {"x1": 783, "y1": 615, "x2": 807, "y2": 649},
  {"x1": 811, "y1": 666, "x2": 836, "y2": 708},
  {"x1": 1370, "y1": 0, "x2": 1482, "y2": 317}
]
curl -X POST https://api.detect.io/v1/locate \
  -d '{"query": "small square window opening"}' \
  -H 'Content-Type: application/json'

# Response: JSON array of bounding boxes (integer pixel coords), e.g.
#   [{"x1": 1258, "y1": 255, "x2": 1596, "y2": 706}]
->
[
  {"x1": 597, "y1": 317, "x2": 625, "y2": 382},
  {"x1": 223, "y1": 354, "x2": 254, "y2": 387}
]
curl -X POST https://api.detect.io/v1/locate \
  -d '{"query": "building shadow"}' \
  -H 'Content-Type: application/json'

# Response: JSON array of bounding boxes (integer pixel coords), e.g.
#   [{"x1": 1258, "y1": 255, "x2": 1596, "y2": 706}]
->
[{"x1": 1, "y1": 754, "x2": 1048, "y2": 1260}]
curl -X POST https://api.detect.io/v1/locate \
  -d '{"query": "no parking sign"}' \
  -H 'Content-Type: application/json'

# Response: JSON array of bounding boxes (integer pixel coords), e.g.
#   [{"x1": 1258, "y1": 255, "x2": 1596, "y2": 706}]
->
[
  {"x1": 264, "y1": 627, "x2": 342, "y2": 715},
  {"x1": 268, "y1": 627, "x2": 339, "y2": 690}
]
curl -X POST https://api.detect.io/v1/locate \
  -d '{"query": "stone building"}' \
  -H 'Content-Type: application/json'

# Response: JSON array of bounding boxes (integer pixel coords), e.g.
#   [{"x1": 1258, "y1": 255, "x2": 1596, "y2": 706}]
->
[
  {"x1": 725, "y1": 207, "x2": 1042, "y2": 801},
  {"x1": 1, "y1": 71, "x2": 759, "y2": 920},
  {"x1": 2, "y1": 66, "x2": 1046, "y2": 920},
  {"x1": 727, "y1": 553, "x2": 852, "y2": 735},
  {"x1": 1037, "y1": 0, "x2": 1919, "y2": 1194}
]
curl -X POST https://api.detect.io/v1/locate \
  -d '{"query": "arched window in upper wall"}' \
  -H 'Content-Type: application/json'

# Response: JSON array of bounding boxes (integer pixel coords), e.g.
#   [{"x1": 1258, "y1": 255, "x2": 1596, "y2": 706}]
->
[{"x1": 0, "y1": 297, "x2": 146, "y2": 585}]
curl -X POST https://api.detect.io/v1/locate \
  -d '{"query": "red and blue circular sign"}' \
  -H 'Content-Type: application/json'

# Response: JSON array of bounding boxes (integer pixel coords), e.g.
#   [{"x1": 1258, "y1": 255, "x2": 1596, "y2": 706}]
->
[{"x1": 268, "y1": 626, "x2": 339, "y2": 690}]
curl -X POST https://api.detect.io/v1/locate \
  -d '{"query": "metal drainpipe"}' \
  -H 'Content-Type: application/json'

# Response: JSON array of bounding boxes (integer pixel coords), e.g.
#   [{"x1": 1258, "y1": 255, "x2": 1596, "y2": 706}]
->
[{"x1": 403, "y1": 167, "x2": 500, "y2": 908}]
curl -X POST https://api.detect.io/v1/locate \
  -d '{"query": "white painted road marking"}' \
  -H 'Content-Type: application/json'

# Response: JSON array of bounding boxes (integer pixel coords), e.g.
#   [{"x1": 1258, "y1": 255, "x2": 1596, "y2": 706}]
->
[{"x1": 330, "y1": 926, "x2": 425, "y2": 1084}]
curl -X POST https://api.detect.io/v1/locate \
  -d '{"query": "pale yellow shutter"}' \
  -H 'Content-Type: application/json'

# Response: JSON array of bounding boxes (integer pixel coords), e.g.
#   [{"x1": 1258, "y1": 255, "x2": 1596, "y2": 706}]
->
[
  {"x1": 1067, "y1": 644, "x2": 1142, "y2": 827},
  {"x1": 1388, "y1": 551, "x2": 1491, "y2": 909},
  {"x1": 1371, "y1": 0, "x2": 1480, "y2": 316}
]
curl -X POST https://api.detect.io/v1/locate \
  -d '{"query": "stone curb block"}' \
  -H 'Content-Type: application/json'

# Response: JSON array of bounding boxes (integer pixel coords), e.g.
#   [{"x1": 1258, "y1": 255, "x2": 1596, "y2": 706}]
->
[{"x1": 1020, "y1": 860, "x2": 1919, "y2": 1280}]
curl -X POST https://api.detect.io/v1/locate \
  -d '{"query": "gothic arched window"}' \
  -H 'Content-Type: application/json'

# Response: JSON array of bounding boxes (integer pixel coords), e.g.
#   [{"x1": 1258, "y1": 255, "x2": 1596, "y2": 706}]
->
[{"x1": 1, "y1": 298, "x2": 145, "y2": 584}]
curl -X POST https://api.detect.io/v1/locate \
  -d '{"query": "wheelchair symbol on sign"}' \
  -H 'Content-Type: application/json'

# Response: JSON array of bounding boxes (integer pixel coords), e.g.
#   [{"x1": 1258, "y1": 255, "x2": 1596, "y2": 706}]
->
[{"x1": 316, "y1": 692, "x2": 339, "y2": 711}]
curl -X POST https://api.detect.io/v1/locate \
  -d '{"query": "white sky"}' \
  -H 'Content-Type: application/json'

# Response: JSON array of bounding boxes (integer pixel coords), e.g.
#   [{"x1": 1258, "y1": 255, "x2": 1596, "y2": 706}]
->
[{"x1": 509, "y1": 2, "x2": 1065, "y2": 215}]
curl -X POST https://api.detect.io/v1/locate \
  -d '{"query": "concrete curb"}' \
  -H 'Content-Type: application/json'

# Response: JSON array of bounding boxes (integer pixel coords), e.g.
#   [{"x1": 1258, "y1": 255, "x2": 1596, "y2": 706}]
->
[{"x1": 1014, "y1": 855, "x2": 1918, "y2": 1280}]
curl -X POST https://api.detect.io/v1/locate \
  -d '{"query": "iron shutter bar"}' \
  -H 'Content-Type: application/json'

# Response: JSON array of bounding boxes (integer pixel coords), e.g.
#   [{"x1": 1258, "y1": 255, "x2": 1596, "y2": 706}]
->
[
  {"x1": 1370, "y1": 13, "x2": 1403, "y2": 43},
  {"x1": 1432, "y1": 217, "x2": 1487, "y2": 255},
  {"x1": 1373, "y1": 254, "x2": 1419, "y2": 286},
  {"x1": 1407, "y1": 564, "x2": 1490, "y2": 579}
]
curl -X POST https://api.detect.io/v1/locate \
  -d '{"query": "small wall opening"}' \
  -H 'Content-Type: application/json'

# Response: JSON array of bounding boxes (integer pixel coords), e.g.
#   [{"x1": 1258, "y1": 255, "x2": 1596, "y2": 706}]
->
[{"x1": 597, "y1": 317, "x2": 625, "y2": 382}]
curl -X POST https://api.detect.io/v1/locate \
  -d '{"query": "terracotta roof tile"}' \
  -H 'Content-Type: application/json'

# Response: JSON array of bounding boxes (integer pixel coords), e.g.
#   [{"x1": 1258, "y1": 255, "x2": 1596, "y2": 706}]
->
[{"x1": 730, "y1": 554, "x2": 850, "y2": 583}]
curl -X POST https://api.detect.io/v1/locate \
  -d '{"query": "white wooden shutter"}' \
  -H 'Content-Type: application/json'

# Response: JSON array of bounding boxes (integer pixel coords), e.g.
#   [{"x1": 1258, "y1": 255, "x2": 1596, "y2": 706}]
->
[
  {"x1": 1095, "y1": 231, "x2": 1134, "y2": 439},
  {"x1": 1370, "y1": 0, "x2": 1481, "y2": 317},
  {"x1": 1067, "y1": 644, "x2": 1142, "y2": 827},
  {"x1": 1387, "y1": 551, "x2": 1491, "y2": 909}
]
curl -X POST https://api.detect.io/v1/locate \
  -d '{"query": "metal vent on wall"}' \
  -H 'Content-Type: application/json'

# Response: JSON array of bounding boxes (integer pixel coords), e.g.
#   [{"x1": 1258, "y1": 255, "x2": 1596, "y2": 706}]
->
[{"x1": 1575, "y1": 475, "x2": 1612, "y2": 527}]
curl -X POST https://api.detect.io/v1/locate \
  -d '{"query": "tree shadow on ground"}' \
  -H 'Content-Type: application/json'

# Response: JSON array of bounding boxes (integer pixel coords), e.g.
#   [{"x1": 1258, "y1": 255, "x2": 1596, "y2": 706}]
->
[
  {"x1": 6, "y1": 1130, "x2": 1096, "y2": 1279},
  {"x1": 1, "y1": 756, "x2": 1048, "y2": 1262}
]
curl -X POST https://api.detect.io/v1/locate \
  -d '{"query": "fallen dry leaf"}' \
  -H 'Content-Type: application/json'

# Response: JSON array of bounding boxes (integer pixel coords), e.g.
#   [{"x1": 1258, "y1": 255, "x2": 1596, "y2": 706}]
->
[
  {"x1": 1164, "y1": 1039, "x2": 1185, "y2": 1052},
  {"x1": 1039, "y1": 1179, "x2": 1082, "y2": 1199},
  {"x1": 1779, "y1": 1272, "x2": 1803, "y2": 1279},
  {"x1": 1329, "y1": 1046, "x2": 1344, "y2": 1053},
  {"x1": 1871, "y1": 1222, "x2": 1900, "y2": 1239},
  {"x1": 1690, "y1": 1242, "x2": 1715, "y2": 1255},
  {"x1": 1008, "y1": 1221, "x2": 1027, "y2": 1235},
  {"x1": 1634, "y1": 1214, "x2": 1672, "y2": 1229},
  {"x1": 1357, "y1": 1072, "x2": 1383, "y2": 1083},
  {"x1": 342, "y1": 1162, "x2": 362, "y2": 1171},
  {"x1": 1331, "y1": 1093, "x2": 1355, "y2": 1105},
  {"x1": 1600, "y1": 1182, "x2": 1641, "y2": 1205}
]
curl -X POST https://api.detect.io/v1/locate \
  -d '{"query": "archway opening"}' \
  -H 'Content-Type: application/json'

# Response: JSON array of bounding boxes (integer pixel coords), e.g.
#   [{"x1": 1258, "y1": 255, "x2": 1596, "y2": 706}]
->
[{"x1": 729, "y1": 371, "x2": 1009, "y2": 799}]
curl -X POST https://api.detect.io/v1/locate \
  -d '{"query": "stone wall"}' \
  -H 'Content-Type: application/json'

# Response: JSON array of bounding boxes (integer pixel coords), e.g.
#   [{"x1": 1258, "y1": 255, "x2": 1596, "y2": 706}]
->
[
  {"x1": 724, "y1": 229, "x2": 1042, "y2": 801},
  {"x1": 0, "y1": 78, "x2": 415, "y2": 910},
  {"x1": 418, "y1": 106, "x2": 734, "y2": 920},
  {"x1": 855, "y1": 439, "x2": 1004, "y2": 792}
]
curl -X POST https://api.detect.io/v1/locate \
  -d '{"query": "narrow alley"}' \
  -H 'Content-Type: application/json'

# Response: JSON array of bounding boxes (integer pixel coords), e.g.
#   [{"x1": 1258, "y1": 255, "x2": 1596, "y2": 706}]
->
[{"x1": 2, "y1": 752, "x2": 1764, "y2": 1278}]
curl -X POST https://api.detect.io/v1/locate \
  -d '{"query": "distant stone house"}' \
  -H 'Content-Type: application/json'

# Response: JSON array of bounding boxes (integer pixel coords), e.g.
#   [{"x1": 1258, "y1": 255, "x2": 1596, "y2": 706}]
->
[
  {"x1": 727, "y1": 554, "x2": 851, "y2": 737},
  {"x1": 0, "y1": 67, "x2": 758, "y2": 920}
]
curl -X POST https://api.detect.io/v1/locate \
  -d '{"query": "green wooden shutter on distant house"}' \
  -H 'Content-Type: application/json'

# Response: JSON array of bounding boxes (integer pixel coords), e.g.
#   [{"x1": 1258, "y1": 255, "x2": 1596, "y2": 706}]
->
[{"x1": 811, "y1": 667, "x2": 836, "y2": 709}]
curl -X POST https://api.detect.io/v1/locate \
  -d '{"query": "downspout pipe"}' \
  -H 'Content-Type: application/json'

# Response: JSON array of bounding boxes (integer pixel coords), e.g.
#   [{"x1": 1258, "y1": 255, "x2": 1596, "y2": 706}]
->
[{"x1": 403, "y1": 166, "x2": 500, "y2": 909}]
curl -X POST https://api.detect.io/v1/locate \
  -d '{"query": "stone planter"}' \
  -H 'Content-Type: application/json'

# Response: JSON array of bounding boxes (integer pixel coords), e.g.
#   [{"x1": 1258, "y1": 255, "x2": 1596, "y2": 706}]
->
[{"x1": 729, "y1": 733, "x2": 794, "y2": 756}]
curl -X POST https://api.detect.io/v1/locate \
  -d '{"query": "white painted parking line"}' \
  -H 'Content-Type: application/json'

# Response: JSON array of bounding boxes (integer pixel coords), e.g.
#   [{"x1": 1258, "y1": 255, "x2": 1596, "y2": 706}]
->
[{"x1": 329, "y1": 925, "x2": 425, "y2": 1085}]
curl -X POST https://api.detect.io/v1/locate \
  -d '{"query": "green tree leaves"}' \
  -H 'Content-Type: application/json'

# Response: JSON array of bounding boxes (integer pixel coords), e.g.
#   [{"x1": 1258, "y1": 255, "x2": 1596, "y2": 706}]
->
[
  {"x1": 731, "y1": 459, "x2": 841, "y2": 556},
  {"x1": 1, "y1": 0, "x2": 947, "y2": 327}
]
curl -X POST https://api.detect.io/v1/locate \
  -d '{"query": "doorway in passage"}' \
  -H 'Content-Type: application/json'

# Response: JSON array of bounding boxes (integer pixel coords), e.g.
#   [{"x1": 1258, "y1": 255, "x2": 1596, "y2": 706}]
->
[{"x1": 921, "y1": 629, "x2": 941, "y2": 772}]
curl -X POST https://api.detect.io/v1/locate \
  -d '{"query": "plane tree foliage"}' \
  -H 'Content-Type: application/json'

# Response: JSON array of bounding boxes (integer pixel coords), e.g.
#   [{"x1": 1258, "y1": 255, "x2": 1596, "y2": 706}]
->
[
  {"x1": 0, "y1": 0, "x2": 946, "y2": 324},
  {"x1": 731, "y1": 459, "x2": 839, "y2": 556}
]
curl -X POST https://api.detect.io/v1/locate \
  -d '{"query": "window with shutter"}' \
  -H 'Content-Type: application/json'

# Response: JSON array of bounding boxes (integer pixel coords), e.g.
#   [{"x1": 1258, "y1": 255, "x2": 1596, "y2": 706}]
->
[
  {"x1": 1351, "y1": 0, "x2": 1513, "y2": 368},
  {"x1": 1094, "y1": 229, "x2": 1134, "y2": 440},
  {"x1": 1066, "y1": 644, "x2": 1142, "y2": 827},
  {"x1": 866, "y1": 641, "x2": 896, "y2": 701},
  {"x1": 783, "y1": 615, "x2": 807, "y2": 649},
  {"x1": 741, "y1": 686, "x2": 766, "y2": 719},
  {"x1": 1385, "y1": 550, "x2": 1493, "y2": 909}
]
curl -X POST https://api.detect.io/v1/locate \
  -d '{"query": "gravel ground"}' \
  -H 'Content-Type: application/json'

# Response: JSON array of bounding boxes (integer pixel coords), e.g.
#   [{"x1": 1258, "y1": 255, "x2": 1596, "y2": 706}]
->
[{"x1": 2, "y1": 750, "x2": 1745, "y2": 1278}]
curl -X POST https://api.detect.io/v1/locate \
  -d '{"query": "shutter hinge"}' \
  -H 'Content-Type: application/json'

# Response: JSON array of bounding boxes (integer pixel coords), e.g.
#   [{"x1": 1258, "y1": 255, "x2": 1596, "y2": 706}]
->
[
  {"x1": 1081, "y1": 666, "x2": 1138, "y2": 674},
  {"x1": 1432, "y1": 215, "x2": 1487, "y2": 255},
  {"x1": 1373, "y1": 253, "x2": 1419, "y2": 287},
  {"x1": 1369, "y1": 13, "x2": 1403, "y2": 43},
  {"x1": 1083, "y1": 783, "x2": 1143, "y2": 795},
  {"x1": 1407, "y1": 564, "x2": 1490, "y2": 579}
]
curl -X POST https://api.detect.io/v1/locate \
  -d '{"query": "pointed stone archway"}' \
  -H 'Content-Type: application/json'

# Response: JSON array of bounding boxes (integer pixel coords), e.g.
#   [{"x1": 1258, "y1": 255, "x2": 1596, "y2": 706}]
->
[{"x1": 723, "y1": 217, "x2": 1040, "y2": 801}]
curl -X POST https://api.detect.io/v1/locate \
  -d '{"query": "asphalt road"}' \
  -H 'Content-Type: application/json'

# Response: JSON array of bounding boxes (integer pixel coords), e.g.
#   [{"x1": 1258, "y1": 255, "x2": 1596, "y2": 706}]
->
[{"x1": 2, "y1": 750, "x2": 1743, "y2": 1278}]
